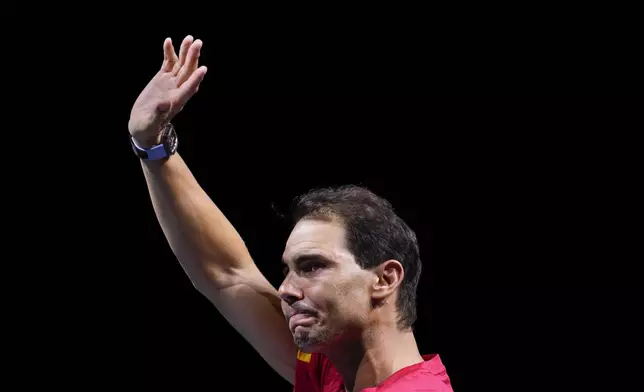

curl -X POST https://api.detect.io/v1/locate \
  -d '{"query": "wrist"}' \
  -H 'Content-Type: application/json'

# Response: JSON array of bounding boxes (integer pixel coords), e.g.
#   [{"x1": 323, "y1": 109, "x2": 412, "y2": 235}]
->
[
  {"x1": 130, "y1": 122, "x2": 167, "y2": 149},
  {"x1": 130, "y1": 122, "x2": 178, "y2": 161},
  {"x1": 131, "y1": 134, "x2": 161, "y2": 149}
]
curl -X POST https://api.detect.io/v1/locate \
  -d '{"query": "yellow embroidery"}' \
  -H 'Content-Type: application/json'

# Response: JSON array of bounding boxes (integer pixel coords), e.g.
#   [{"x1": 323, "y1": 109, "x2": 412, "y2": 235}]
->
[{"x1": 297, "y1": 350, "x2": 311, "y2": 363}]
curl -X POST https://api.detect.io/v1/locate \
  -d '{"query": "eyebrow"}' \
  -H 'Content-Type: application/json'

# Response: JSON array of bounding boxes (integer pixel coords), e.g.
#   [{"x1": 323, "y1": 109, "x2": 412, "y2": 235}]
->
[{"x1": 282, "y1": 253, "x2": 330, "y2": 266}]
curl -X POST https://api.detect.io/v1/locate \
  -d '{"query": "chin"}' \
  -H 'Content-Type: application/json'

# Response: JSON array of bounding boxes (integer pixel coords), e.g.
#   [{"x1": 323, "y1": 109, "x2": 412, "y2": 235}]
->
[
  {"x1": 295, "y1": 339, "x2": 326, "y2": 353},
  {"x1": 293, "y1": 327, "x2": 328, "y2": 353}
]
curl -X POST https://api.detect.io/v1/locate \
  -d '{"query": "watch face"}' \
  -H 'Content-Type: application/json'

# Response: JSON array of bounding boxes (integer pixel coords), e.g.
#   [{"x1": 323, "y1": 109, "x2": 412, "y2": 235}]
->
[{"x1": 163, "y1": 123, "x2": 178, "y2": 154}]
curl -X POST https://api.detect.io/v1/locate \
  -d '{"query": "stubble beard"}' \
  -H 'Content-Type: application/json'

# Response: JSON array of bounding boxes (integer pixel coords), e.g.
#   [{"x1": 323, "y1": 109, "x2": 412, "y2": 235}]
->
[{"x1": 293, "y1": 325, "x2": 332, "y2": 353}]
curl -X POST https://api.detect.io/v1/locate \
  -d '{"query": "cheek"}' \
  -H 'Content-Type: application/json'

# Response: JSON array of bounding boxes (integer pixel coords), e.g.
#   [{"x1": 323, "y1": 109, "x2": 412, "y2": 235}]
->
[
  {"x1": 330, "y1": 280, "x2": 371, "y2": 319},
  {"x1": 304, "y1": 275, "x2": 371, "y2": 319},
  {"x1": 304, "y1": 282, "x2": 351, "y2": 317},
  {"x1": 348, "y1": 283, "x2": 372, "y2": 312}
]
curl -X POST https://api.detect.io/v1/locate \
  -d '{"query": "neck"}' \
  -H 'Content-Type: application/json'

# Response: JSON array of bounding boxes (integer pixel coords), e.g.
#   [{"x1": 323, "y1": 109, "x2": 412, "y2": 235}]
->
[{"x1": 323, "y1": 324, "x2": 424, "y2": 392}]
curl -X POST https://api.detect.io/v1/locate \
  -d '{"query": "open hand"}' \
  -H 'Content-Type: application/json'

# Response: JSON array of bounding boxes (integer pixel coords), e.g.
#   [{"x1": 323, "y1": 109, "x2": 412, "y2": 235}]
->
[{"x1": 128, "y1": 35, "x2": 207, "y2": 147}]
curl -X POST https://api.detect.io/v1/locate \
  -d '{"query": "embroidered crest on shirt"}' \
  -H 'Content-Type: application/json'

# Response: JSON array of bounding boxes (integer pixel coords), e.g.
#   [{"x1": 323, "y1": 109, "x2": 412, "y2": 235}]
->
[{"x1": 296, "y1": 350, "x2": 311, "y2": 363}]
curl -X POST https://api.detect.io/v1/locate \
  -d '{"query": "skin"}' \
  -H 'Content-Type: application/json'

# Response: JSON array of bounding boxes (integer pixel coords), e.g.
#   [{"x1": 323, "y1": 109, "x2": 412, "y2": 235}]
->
[
  {"x1": 130, "y1": 35, "x2": 425, "y2": 391},
  {"x1": 280, "y1": 218, "x2": 373, "y2": 352},
  {"x1": 280, "y1": 219, "x2": 425, "y2": 391}
]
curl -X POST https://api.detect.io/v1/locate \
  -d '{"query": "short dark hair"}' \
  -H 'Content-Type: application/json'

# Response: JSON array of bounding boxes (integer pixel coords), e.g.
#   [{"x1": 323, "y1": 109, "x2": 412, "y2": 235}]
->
[{"x1": 291, "y1": 185, "x2": 422, "y2": 330}]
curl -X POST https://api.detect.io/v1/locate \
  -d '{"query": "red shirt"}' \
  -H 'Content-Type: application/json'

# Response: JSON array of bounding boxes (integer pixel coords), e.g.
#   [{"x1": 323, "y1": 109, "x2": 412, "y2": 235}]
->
[{"x1": 294, "y1": 350, "x2": 453, "y2": 392}]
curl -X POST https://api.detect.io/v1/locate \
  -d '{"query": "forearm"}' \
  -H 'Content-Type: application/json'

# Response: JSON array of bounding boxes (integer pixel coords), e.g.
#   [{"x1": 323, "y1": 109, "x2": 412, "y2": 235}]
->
[{"x1": 141, "y1": 153, "x2": 253, "y2": 290}]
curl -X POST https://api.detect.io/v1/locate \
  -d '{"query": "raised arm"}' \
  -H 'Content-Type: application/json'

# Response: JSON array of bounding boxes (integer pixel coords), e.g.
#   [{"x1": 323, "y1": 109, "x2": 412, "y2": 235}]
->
[{"x1": 130, "y1": 36, "x2": 297, "y2": 383}]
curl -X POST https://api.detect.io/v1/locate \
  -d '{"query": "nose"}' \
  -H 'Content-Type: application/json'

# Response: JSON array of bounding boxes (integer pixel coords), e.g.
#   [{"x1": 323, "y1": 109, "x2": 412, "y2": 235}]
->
[{"x1": 278, "y1": 272, "x2": 303, "y2": 306}]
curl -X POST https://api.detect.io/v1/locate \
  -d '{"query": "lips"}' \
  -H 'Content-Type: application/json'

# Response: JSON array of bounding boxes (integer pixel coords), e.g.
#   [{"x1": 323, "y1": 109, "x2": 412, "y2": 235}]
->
[{"x1": 289, "y1": 312, "x2": 316, "y2": 332}]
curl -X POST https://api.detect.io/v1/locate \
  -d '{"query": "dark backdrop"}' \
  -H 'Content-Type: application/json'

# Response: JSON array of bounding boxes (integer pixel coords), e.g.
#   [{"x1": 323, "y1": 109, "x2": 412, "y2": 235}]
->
[
  {"x1": 5, "y1": 6, "x2": 640, "y2": 390},
  {"x1": 112, "y1": 31, "x2": 640, "y2": 392}
]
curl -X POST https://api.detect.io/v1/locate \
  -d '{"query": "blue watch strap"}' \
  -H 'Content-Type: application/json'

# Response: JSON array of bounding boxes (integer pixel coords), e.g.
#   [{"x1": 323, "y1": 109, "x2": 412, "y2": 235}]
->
[{"x1": 130, "y1": 136, "x2": 169, "y2": 160}]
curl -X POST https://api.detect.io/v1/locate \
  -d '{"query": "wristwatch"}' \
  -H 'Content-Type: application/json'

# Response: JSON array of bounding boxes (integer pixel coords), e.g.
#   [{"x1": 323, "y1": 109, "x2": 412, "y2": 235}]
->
[{"x1": 130, "y1": 122, "x2": 178, "y2": 160}]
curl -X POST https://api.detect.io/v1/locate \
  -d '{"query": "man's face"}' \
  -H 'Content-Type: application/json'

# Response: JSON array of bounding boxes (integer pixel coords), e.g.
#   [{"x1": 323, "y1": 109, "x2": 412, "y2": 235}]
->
[{"x1": 279, "y1": 219, "x2": 373, "y2": 353}]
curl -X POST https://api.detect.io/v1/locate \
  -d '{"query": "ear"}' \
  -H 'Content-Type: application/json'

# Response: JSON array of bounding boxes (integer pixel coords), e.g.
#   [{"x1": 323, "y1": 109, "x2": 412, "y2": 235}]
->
[{"x1": 371, "y1": 259, "x2": 404, "y2": 300}]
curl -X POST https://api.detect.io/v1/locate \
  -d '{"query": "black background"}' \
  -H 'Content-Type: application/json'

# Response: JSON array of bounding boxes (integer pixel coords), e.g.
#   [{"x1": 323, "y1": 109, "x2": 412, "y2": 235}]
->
[
  {"x1": 4, "y1": 5, "x2": 641, "y2": 390},
  {"x1": 106, "y1": 27, "x2": 640, "y2": 392}
]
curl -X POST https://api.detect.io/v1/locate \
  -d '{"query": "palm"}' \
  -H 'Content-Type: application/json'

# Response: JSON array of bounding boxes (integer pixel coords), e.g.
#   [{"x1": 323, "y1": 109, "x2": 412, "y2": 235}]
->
[{"x1": 128, "y1": 36, "x2": 207, "y2": 143}]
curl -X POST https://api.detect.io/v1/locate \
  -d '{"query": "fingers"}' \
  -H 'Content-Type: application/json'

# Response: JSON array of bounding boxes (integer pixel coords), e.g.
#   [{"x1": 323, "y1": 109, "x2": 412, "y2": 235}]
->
[
  {"x1": 177, "y1": 35, "x2": 194, "y2": 70},
  {"x1": 161, "y1": 38, "x2": 178, "y2": 72},
  {"x1": 176, "y1": 39, "x2": 202, "y2": 87},
  {"x1": 176, "y1": 66, "x2": 208, "y2": 108}
]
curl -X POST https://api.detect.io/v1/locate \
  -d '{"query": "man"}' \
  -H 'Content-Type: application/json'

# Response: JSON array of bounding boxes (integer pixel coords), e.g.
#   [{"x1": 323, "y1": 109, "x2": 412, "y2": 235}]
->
[{"x1": 130, "y1": 35, "x2": 453, "y2": 391}]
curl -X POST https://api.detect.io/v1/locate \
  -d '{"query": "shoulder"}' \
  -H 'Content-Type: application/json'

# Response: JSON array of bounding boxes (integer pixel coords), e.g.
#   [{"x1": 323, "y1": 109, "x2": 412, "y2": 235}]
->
[
  {"x1": 293, "y1": 352, "x2": 453, "y2": 392},
  {"x1": 373, "y1": 354, "x2": 453, "y2": 392}
]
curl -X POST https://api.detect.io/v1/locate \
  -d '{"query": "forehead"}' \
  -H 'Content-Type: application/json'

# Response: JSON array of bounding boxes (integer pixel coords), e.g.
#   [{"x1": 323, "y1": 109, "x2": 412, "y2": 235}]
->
[{"x1": 283, "y1": 219, "x2": 349, "y2": 262}]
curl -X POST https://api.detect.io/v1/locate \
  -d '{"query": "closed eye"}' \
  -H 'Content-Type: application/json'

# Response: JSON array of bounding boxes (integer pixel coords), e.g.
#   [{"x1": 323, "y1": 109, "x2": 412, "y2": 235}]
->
[
  {"x1": 281, "y1": 263, "x2": 322, "y2": 276},
  {"x1": 299, "y1": 262, "x2": 325, "y2": 274},
  {"x1": 282, "y1": 254, "x2": 332, "y2": 276}
]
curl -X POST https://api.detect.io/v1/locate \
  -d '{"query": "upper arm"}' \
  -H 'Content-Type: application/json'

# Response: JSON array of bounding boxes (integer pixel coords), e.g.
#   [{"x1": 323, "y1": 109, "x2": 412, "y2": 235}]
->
[{"x1": 198, "y1": 263, "x2": 298, "y2": 384}]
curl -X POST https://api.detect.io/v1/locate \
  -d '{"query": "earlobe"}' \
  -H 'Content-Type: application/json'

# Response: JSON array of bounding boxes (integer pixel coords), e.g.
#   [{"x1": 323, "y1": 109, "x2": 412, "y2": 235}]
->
[{"x1": 371, "y1": 259, "x2": 404, "y2": 300}]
